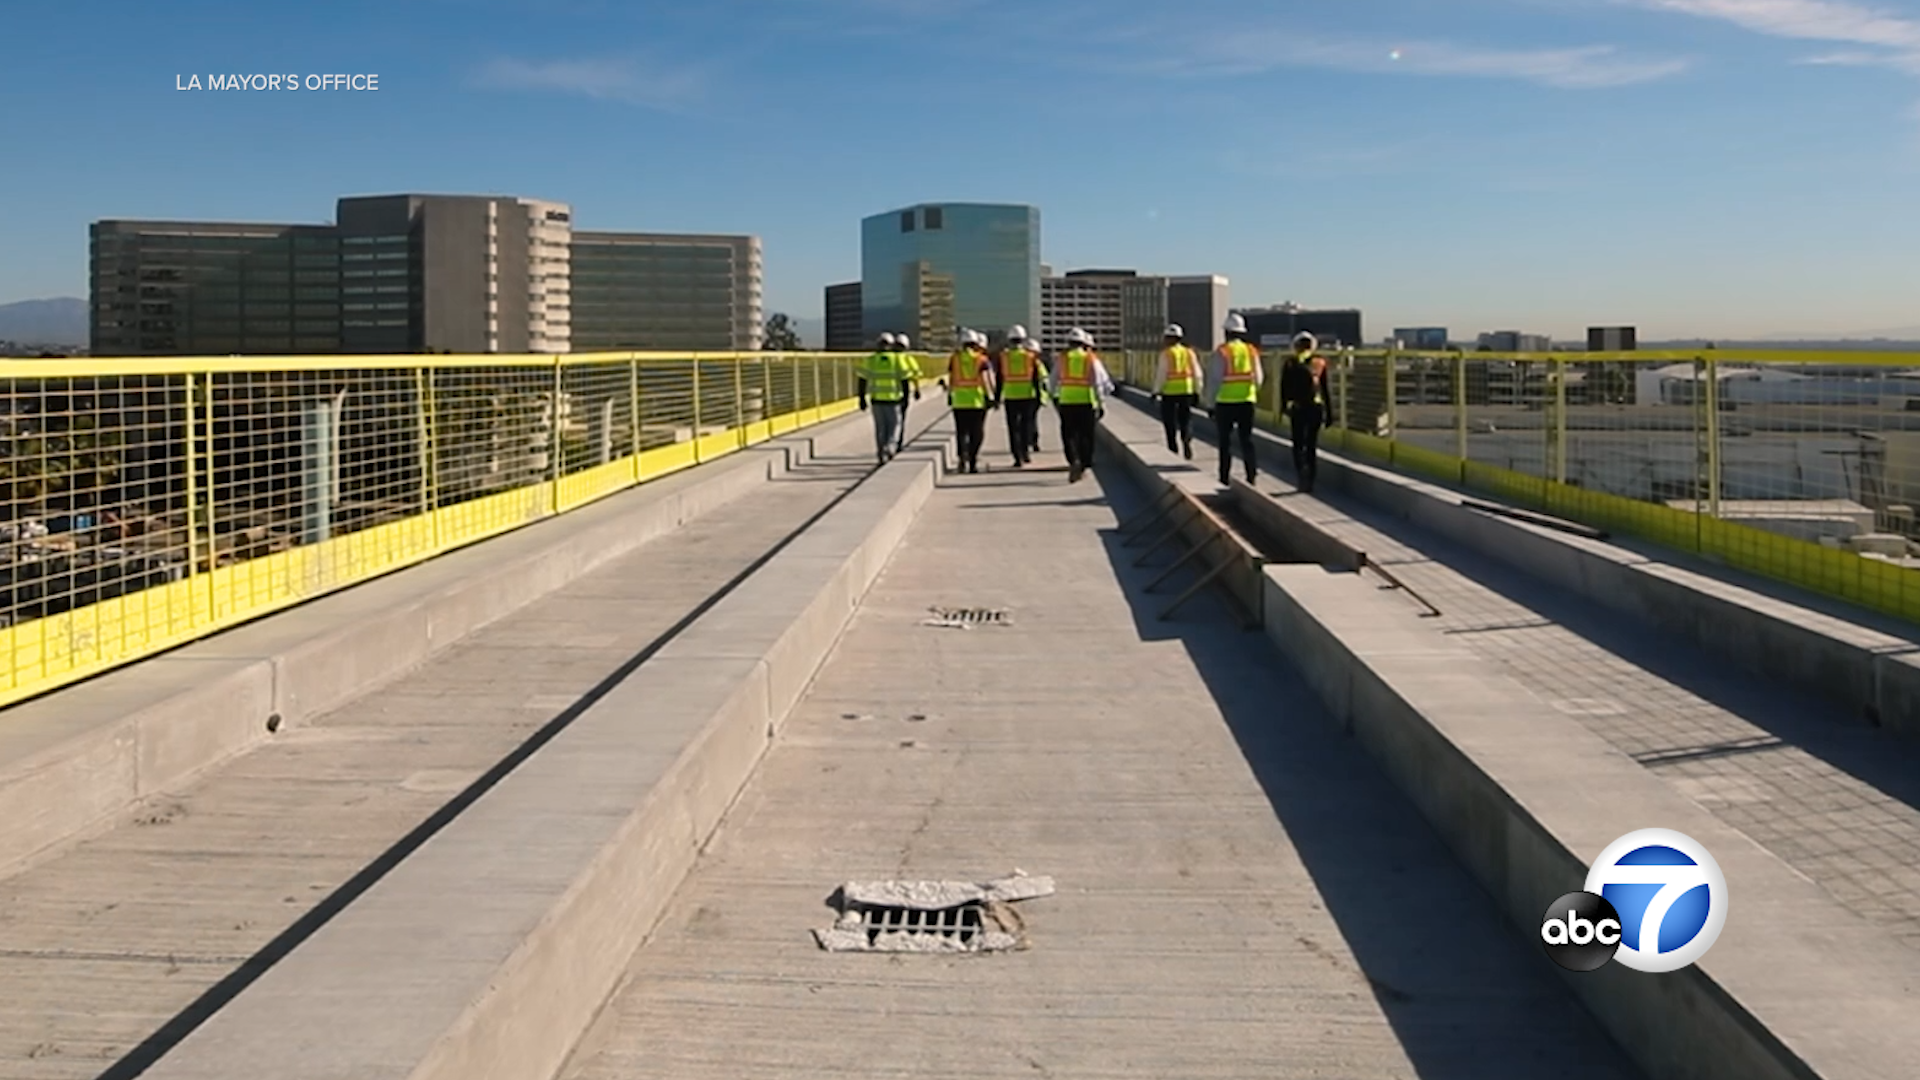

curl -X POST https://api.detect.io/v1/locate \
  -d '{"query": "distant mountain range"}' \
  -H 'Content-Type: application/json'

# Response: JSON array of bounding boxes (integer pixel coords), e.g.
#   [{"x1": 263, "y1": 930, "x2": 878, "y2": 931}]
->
[{"x1": 0, "y1": 298, "x2": 87, "y2": 346}]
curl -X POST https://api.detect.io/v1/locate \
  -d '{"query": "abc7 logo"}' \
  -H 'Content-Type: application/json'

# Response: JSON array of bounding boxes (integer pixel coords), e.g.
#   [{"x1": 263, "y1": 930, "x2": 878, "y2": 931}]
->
[{"x1": 1541, "y1": 828, "x2": 1728, "y2": 973}]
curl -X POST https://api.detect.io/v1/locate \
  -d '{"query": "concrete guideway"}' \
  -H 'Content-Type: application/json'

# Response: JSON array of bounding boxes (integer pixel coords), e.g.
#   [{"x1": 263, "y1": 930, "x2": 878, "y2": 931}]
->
[
  {"x1": 557, "y1": 419, "x2": 1641, "y2": 1078},
  {"x1": 1096, "y1": 396, "x2": 1920, "y2": 1080},
  {"x1": 0, "y1": 407, "x2": 947, "y2": 1080}
]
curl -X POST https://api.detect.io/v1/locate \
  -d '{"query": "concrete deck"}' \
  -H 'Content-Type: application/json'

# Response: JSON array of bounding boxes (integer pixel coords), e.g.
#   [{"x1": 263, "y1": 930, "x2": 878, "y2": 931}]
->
[
  {"x1": 560, "y1": 418, "x2": 1642, "y2": 1080},
  {"x1": 0, "y1": 438, "x2": 881, "y2": 1079},
  {"x1": 1105, "y1": 397, "x2": 1920, "y2": 953}
]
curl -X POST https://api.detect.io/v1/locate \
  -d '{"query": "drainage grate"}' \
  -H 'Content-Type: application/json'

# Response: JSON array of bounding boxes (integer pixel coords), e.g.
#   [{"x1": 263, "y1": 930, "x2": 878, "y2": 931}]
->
[
  {"x1": 921, "y1": 606, "x2": 1011, "y2": 629},
  {"x1": 814, "y1": 873, "x2": 1054, "y2": 953}
]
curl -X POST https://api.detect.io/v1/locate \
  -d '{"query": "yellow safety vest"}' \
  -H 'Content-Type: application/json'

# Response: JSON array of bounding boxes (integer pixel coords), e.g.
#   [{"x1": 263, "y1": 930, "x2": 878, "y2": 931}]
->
[
  {"x1": 1162, "y1": 345, "x2": 1197, "y2": 396},
  {"x1": 1216, "y1": 340, "x2": 1258, "y2": 404},
  {"x1": 1057, "y1": 349, "x2": 1097, "y2": 405},
  {"x1": 948, "y1": 350, "x2": 987, "y2": 409},
  {"x1": 864, "y1": 351, "x2": 905, "y2": 402},
  {"x1": 1001, "y1": 348, "x2": 1038, "y2": 400}
]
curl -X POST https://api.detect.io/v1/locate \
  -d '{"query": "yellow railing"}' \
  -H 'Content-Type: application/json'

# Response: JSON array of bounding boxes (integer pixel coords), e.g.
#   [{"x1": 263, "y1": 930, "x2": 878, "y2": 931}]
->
[
  {"x1": 1118, "y1": 346, "x2": 1920, "y2": 626},
  {"x1": 0, "y1": 350, "x2": 877, "y2": 709}
]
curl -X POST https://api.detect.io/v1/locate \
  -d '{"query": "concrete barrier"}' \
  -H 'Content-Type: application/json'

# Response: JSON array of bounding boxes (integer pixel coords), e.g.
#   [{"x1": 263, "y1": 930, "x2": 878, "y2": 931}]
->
[
  {"x1": 1095, "y1": 421, "x2": 1266, "y2": 627},
  {"x1": 0, "y1": 409, "x2": 922, "y2": 879},
  {"x1": 137, "y1": 420, "x2": 957, "y2": 1080},
  {"x1": 1110, "y1": 386, "x2": 1920, "y2": 737},
  {"x1": 1261, "y1": 563, "x2": 1919, "y2": 1080}
]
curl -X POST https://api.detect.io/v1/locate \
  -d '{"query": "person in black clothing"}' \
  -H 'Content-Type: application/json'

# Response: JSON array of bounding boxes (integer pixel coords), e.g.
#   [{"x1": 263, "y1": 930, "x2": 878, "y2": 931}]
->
[{"x1": 1278, "y1": 331, "x2": 1335, "y2": 493}]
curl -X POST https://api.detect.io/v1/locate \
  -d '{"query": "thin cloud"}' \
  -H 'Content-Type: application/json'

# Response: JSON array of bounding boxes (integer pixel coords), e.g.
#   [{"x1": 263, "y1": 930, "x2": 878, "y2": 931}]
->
[
  {"x1": 1143, "y1": 32, "x2": 1689, "y2": 89},
  {"x1": 1627, "y1": 0, "x2": 1920, "y2": 50},
  {"x1": 474, "y1": 55, "x2": 709, "y2": 110}
]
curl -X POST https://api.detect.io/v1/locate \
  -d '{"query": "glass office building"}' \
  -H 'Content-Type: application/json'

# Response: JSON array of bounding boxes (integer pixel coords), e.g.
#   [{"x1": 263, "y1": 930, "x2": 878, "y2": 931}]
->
[
  {"x1": 860, "y1": 203, "x2": 1039, "y2": 353},
  {"x1": 91, "y1": 221, "x2": 342, "y2": 355},
  {"x1": 572, "y1": 232, "x2": 762, "y2": 351}
]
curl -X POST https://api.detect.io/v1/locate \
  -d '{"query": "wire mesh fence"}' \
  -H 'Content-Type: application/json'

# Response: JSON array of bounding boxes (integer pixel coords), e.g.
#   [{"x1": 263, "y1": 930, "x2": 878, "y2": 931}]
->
[
  {"x1": 1117, "y1": 346, "x2": 1920, "y2": 625},
  {"x1": 0, "y1": 351, "x2": 868, "y2": 707}
]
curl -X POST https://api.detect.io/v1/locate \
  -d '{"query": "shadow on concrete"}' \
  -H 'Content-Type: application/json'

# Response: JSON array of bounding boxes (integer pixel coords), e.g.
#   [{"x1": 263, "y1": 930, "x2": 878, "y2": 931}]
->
[
  {"x1": 955, "y1": 495, "x2": 1110, "y2": 510},
  {"x1": 1138, "y1": 392, "x2": 1920, "y2": 814},
  {"x1": 1080, "y1": 466, "x2": 1646, "y2": 1080}
]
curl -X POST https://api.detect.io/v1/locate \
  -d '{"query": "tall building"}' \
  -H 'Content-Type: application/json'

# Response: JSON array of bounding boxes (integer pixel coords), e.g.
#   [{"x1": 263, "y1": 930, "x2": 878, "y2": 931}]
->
[
  {"x1": 90, "y1": 220, "x2": 343, "y2": 355},
  {"x1": 825, "y1": 281, "x2": 863, "y2": 351},
  {"x1": 1478, "y1": 330, "x2": 1552, "y2": 352},
  {"x1": 570, "y1": 232, "x2": 762, "y2": 351},
  {"x1": 1588, "y1": 326, "x2": 1637, "y2": 351},
  {"x1": 1392, "y1": 327, "x2": 1450, "y2": 349},
  {"x1": 1242, "y1": 303, "x2": 1363, "y2": 349},
  {"x1": 1039, "y1": 269, "x2": 1168, "y2": 354},
  {"x1": 1167, "y1": 275, "x2": 1230, "y2": 350},
  {"x1": 860, "y1": 203, "x2": 1039, "y2": 351},
  {"x1": 335, "y1": 194, "x2": 571, "y2": 355}
]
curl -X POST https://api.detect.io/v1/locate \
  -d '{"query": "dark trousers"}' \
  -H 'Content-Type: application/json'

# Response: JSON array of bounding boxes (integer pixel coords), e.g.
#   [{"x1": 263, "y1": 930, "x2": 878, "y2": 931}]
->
[
  {"x1": 1003, "y1": 397, "x2": 1040, "y2": 464},
  {"x1": 1058, "y1": 404, "x2": 1097, "y2": 470},
  {"x1": 1159, "y1": 393, "x2": 1196, "y2": 450},
  {"x1": 895, "y1": 395, "x2": 911, "y2": 451},
  {"x1": 954, "y1": 407, "x2": 987, "y2": 470},
  {"x1": 1214, "y1": 401, "x2": 1256, "y2": 482},
  {"x1": 1290, "y1": 404, "x2": 1324, "y2": 491}
]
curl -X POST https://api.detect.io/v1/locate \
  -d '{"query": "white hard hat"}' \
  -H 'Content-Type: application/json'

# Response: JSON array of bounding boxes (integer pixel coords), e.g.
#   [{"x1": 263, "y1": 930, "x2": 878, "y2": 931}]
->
[
  {"x1": 1223, "y1": 313, "x2": 1247, "y2": 334},
  {"x1": 1292, "y1": 331, "x2": 1318, "y2": 350},
  {"x1": 1164, "y1": 323, "x2": 1184, "y2": 338},
  {"x1": 1008, "y1": 324, "x2": 1028, "y2": 342},
  {"x1": 878, "y1": 332, "x2": 897, "y2": 346},
  {"x1": 896, "y1": 332, "x2": 911, "y2": 348}
]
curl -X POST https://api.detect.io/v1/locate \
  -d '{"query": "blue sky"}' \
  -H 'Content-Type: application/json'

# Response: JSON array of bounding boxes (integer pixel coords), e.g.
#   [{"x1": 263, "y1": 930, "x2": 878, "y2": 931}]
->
[{"x1": 5, "y1": 0, "x2": 1920, "y2": 340}]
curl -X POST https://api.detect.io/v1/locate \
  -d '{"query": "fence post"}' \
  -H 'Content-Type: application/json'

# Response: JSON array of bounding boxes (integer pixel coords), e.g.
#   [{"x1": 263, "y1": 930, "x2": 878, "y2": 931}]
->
[
  {"x1": 1453, "y1": 350, "x2": 1468, "y2": 484},
  {"x1": 1384, "y1": 344, "x2": 1399, "y2": 459},
  {"x1": 1704, "y1": 354, "x2": 1721, "y2": 519},
  {"x1": 691, "y1": 355, "x2": 703, "y2": 463},
  {"x1": 762, "y1": 353, "x2": 772, "y2": 424},
  {"x1": 734, "y1": 356, "x2": 746, "y2": 449},
  {"x1": 550, "y1": 358, "x2": 563, "y2": 514},
  {"x1": 416, "y1": 367, "x2": 438, "y2": 549},
  {"x1": 182, "y1": 372, "x2": 205, "y2": 602},
  {"x1": 812, "y1": 355, "x2": 822, "y2": 417},
  {"x1": 197, "y1": 370, "x2": 217, "y2": 618},
  {"x1": 1337, "y1": 348, "x2": 1352, "y2": 447},
  {"x1": 1551, "y1": 355, "x2": 1568, "y2": 487},
  {"x1": 629, "y1": 357, "x2": 642, "y2": 482}
]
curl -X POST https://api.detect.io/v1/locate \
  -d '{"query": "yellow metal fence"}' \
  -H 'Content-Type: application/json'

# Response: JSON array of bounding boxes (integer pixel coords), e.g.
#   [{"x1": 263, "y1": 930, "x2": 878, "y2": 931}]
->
[
  {"x1": 1118, "y1": 347, "x2": 1920, "y2": 626},
  {"x1": 0, "y1": 350, "x2": 877, "y2": 709}
]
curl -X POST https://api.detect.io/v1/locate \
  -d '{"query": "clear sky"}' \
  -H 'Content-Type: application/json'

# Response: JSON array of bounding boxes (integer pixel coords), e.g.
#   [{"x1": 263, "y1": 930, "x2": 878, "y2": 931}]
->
[{"x1": 4, "y1": 0, "x2": 1920, "y2": 341}]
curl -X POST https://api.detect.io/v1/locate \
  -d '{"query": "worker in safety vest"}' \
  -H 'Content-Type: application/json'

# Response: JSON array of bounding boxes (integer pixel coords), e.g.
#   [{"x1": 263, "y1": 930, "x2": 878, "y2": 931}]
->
[
  {"x1": 1203, "y1": 312, "x2": 1264, "y2": 486},
  {"x1": 857, "y1": 331, "x2": 915, "y2": 464},
  {"x1": 1278, "y1": 331, "x2": 1335, "y2": 493},
  {"x1": 1153, "y1": 323, "x2": 1202, "y2": 460},
  {"x1": 993, "y1": 324, "x2": 1046, "y2": 467},
  {"x1": 892, "y1": 332, "x2": 922, "y2": 454},
  {"x1": 946, "y1": 329, "x2": 998, "y2": 473},
  {"x1": 1048, "y1": 327, "x2": 1114, "y2": 484}
]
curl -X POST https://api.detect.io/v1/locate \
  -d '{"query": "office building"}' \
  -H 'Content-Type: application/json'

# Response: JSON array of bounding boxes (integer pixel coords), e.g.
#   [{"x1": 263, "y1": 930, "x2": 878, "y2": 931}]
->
[
  {"x1": 1588, "y1": 326, "x2": 1637, "y2": 351},
  {"x1": 1039, "y1": 269, "x2": 1168, "y2": 354},
  {"x1": 1168, "y1": 275, "x2": 1230, "y2": 350},
  {"x1": 825, "y1": 281, "x2": 863, "y2": 351},
  {"x1": 860, "y1": 202, "x2": 1040, "y2": 352},
  {"x1": 1392, "y1": 327, "x2": 1450, "y2": 350},
  {"x1": 570, "y1": 231, "x2": 761, "y2": 351},
  {"x1": 1242, "y1": 303, "x2": 1363, "y2": 349},
  {"x1": 335, "y1": 194, "x2": 571, "y2": 355},
  {"x1": 1477, "y1": 330, "x2": 1553, "y2": 352},
  {"x1": 90, "y1": 220, "x2": 343, "y2": 355}
]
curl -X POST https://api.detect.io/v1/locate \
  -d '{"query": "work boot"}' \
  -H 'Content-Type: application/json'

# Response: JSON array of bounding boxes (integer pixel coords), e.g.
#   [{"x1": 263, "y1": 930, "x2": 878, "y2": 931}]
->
[
  {"x1": 1183, "y1": 440, "x2": 1193, "y2": 460},
  {"x1": 1246, "y1": 468, "x2": 1257, "y2": 485},
  {"x1": 1167, "y1": 439, "x2": 1179, "y2": 454},
  {"x1": 1069, "y1": 463, "x2": 1084, "y2": 483}
]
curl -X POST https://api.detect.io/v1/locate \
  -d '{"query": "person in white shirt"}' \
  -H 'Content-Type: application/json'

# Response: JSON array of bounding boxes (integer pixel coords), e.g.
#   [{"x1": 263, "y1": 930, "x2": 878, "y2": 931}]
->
[
  {"x1": 1047, "y1": 327, "x2": 1115, "y2": 483},
  {"x1": 1152, "y1": 323, "x2": 1203, "y2": 460}
]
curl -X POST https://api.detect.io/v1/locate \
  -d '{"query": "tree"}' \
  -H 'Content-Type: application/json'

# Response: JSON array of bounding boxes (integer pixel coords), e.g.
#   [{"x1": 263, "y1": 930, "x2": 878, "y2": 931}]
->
[{"x1": 763, "y1": 312, "x2": 801, "y2": 351}]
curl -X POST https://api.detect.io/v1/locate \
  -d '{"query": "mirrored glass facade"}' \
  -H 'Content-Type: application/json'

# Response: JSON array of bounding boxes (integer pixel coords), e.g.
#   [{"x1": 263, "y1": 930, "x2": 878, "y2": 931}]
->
[{"x1": 860, "y1": 203, "x2": 1039, "y2": 352}]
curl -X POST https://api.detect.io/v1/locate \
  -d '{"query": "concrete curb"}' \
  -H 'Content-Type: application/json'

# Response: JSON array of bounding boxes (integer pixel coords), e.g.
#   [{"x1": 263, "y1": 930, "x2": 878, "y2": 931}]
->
[
  {"x1": 1110, "y1": 386, "x2": 1920, "y2": 736},
  {"x1": 1261, "y1": 564, "x2": 1919, "y2": 1080},
  {"x1": 0, "y1": 411, "x2": 894, "y2": 879},
  {"x1": 137, "y1": 420, "x2": 958, "y2": 1080},
  {"x1": 1096, "y1": 401, "x2": 1919, "y2": 1080}
]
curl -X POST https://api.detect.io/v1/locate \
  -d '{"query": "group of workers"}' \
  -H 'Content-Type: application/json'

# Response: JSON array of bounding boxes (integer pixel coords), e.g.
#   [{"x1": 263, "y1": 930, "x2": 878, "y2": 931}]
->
[{"x1": 856, "y1": 314, "x2": 1333, "y2": 491}]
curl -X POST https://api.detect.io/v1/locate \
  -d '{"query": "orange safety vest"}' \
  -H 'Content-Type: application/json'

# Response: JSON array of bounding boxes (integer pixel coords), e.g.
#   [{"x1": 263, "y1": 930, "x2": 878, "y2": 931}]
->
[
  {"x1": 1216, "y1": 340, "x2": 1259, "y2": 404},
  {"x1": 1162, "y1": 345, "x2": 1196, "y2": 396},
  {"x1": 1057, "y1": 348, "x2": 1097, "y2": 404},
  {"x1": 1001, "y1": 348, "x2": 1038, "y2": 400}
]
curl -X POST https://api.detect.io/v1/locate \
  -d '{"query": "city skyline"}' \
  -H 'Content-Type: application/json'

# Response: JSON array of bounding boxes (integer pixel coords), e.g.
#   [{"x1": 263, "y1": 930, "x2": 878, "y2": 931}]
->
[{"x1": 6, "y1": 0, "x2": 1920, "y2": 341}]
